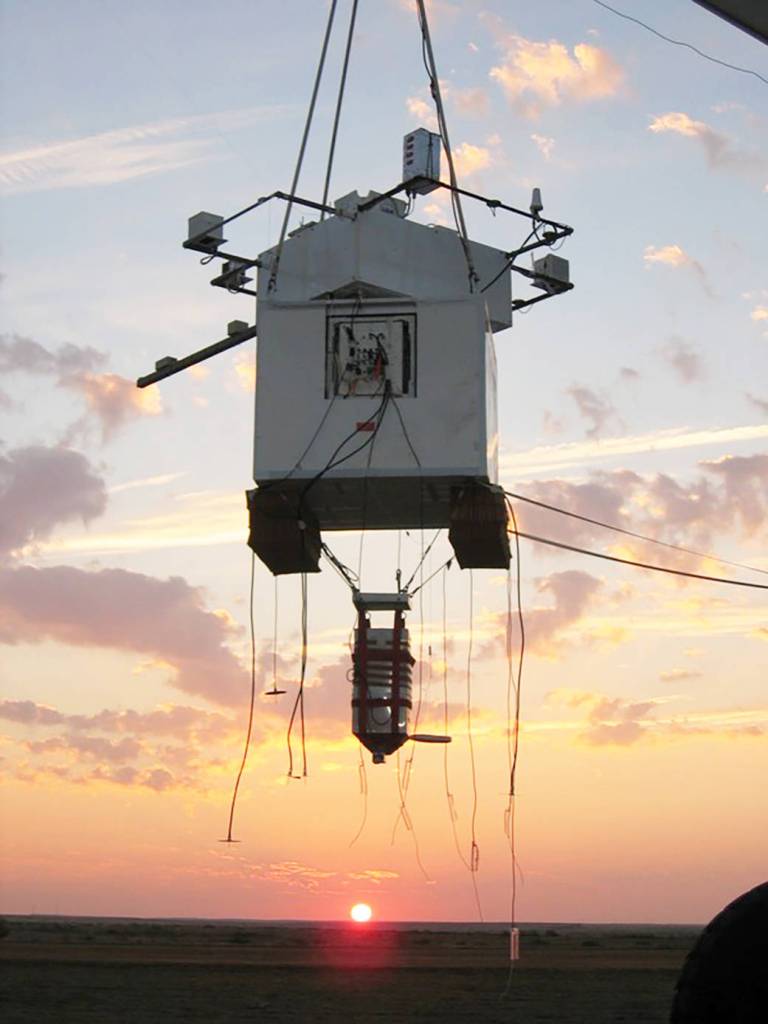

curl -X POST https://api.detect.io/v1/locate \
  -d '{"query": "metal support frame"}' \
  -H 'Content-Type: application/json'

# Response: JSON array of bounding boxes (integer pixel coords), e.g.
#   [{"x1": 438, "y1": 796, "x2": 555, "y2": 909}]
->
[
  {"x1": 136, "y1": 324, "x2": 257, "y2": 388},
  {"x1": 137, "y1": 176, "x2": 573, "y2": 391},
  {"x1": 357, "y1": 178, "x2": 573, "y2": 236}
]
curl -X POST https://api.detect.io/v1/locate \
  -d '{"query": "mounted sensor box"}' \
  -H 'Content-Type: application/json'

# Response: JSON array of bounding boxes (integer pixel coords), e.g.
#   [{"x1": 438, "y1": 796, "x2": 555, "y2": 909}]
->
[
  {"x1": 326, "y1": 313, "x2": 415, "y2": 397},
  {"x1": 402, "y1": 128, "x2": 440, "y2": 195}
]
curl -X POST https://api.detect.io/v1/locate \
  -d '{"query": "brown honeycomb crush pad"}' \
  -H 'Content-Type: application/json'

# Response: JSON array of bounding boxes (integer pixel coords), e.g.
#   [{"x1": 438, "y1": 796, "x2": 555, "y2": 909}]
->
[
  {"x1": 246, "y1": 488, "x2": 321, "y2": 576},
  {"x1": 448, "y1": 484, "x2": 510, "y2": 570}
]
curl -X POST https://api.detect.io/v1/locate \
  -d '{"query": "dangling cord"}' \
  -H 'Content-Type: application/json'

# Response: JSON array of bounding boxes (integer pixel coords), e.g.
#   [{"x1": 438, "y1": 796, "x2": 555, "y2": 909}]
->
[
  {"x1": 396, "y1": 523, "x2": 425, "y2": 825},
  {"x1": 393, "y1": 749, "x2": 431, "y2": 882},
  {"x1": 221, "y1": 552, "x2": 257, "y2": 843},
  {"x1": 269, "y1": 0, "x2": 338, "y2": 291},
  {"x1": 391, "y1": 397, "x2": 425, "y2": 839},
  {"x1": 466, "y1": 569, "x2": 483, "y2": 920},
  {"x1": 502, "y1": 499, "x2": 526, "y2": 998},
  {"x1": 348, "y1": 741, "x2": 369, "y2": 847},
  {"x1": 287, "y1": 573, "x2": 309, "y2": 778},
  {"x1": 271, "y1": 577, "x2": 280, "y2": 691},
  {"x1": 320, "y1": 0, "x2": 359, "y2": 217},
  {"x1": 442, "y1": 563, "x2": 471, "y2": 871}
]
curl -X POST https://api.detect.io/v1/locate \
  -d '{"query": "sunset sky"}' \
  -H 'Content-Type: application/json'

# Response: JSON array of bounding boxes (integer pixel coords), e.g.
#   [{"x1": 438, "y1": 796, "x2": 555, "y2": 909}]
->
[{"x1": 1, "y1": 0, "x2": 767, "y2": 925}]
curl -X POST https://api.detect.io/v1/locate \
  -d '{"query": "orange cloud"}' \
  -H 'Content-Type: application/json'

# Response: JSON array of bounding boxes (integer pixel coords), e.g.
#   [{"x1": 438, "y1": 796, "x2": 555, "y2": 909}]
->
[
  {"x1": 233, "y1": 351, "x2": 256, "y2": 392},
  {"x1": 65, "y1": 371, "x2": 162, "y2": 440},
  {"x1": 488, "y1": 33, "x2": 623, "y2": 117},
  {"x1": 0, "y1": 564, "x2": 248, "y2": 705},
  {"x1": 406, "y1": 95, "x2": 437, "y2": 131},
  {"x1": 451, "y1": 142, "x2": 492, "y2": 177}
]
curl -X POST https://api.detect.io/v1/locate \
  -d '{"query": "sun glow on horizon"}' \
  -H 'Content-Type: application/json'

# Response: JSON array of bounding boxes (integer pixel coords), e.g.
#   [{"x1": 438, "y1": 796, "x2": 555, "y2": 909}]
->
[{"x1": 350, "y1": 902, "x2": 373, "y2": 923}]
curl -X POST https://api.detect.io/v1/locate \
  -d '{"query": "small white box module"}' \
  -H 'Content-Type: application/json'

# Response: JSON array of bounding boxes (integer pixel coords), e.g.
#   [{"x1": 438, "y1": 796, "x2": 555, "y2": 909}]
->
[
  {"x1": 402, "y1": 128, "x2": 441, "y2": 195},
  {"x1": 532, "y1": 254, "x2": 570, "y2": 294},
  {"x1": 186, "y1": 211, "x2": 225, "y2": 254}
]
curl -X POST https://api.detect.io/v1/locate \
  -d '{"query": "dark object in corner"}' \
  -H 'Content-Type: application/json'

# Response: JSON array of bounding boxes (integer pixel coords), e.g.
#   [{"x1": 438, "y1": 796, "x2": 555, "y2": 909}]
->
[
  {"x1": 671, "y1": 880, "x2": 768, "y2": 1023},
  {"x1": 246, "y1": 489, "x2": 321, "y2": 575}
]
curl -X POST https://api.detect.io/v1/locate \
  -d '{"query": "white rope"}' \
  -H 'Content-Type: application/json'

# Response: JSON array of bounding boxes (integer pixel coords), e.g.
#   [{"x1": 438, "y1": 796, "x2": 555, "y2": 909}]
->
[{"x1": 268, "y1": 0, "x2": 339, "y2": 292}]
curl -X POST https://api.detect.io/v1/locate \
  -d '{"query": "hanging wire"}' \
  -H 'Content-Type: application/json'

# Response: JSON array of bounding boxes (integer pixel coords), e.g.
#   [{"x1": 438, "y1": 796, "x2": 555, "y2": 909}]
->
[
  {"x1": 269, "y1": 0, "x2": 339, "y2": 292},
  {"x1": 414, "y1": 0, "x2": 479, "y2": 291},
  {"x1": 442, "y1": 563, "x2": 472, "y2": 871},
  {"x1": 348, "y1": 741, "x2": 369, "y2": 847},
  {"x1": 221, "y1": 552, "x2": 258, "y2": 843},
  {"x1": 264, "y1": 577, "x2": 286, "y2": 696},
  {"x1": 502, "y1": 499, "x2": 526, "y2": 996},
  {"x1": 392, "y1": 750, "x2": 432, "y2": 881},
  {"x1": 411, "y1": 556, "x2": 453, "y2": 596},
  {"x1": 396, "y1": 526, "x2": 427, "y2": 824},
  {"x1": 466, "y1": 570, "x2": 484, "y2": 920},
  {"x1": 321, "y1": 540, "x2": 359, "y2": 591},
  {"x1": 403, "y1": 528, "x2": 442, "y2": 592},
  {"x1": 503, "y1": 489, "x2": 768, "y2": 579},
  {"x1": 592, "y1": 0, "x2": 768, "y2": 87},
  {"x1": 507, "y1": 528, "x2": 768, "y2": 591},
  {"x1": 273, "y1": 577, "x2": 279, "y2": 689},
  {"x1": 321, "y1": 0, "x2": 360, "y2": 216},
  {"x1": 391, "y1": 393, "x2": 427, "y2": 843},
  {"x1": 286, "y1": 573, "x2": 309, "y2": 778}
]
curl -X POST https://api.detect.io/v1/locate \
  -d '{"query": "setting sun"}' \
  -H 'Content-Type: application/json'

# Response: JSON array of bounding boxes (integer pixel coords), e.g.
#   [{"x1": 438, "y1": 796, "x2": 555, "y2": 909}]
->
[{"x1": 350, "y1": 903, "x2": 373, "y2": 923}]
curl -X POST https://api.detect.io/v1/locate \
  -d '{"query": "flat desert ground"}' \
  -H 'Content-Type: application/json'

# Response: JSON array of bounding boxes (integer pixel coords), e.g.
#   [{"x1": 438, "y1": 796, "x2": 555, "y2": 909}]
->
[{"x1": 0, "y1": 916, "x2": 699, "y2": 1022}]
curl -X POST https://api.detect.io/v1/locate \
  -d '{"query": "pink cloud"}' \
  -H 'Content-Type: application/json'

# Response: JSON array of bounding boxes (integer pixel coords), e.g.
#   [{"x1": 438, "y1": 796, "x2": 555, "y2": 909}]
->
[
  {"x1": 0, "y1": 333, "x2": 162, "y2": 442},
  {"x1": 0, "y1": 446, "x2": 106, "y2": 558},
  {"x1": 480, "y1": 570, "x2": 603, "y2": 659},
  {"x1": 0, "y1": 565, "x2": 248, "y2": 706},
  {"x1": 659, "y1": 338, "x2": 706, "y2": 382},
  {"x1": 510, "y1": 457, "x2": 768, "y2": 559},
  {"x1": 0, "y1": 699, "x2": 236, "y2": 742},
  {"x1": 565, "y1": 384, "x2": 621, "y2": 438}
]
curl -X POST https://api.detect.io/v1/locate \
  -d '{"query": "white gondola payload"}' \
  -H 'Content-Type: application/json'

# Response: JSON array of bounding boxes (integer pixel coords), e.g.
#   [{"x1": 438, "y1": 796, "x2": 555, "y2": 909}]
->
[{"x1": 247, "y1": 189, "x2": 514, "y2": 575}]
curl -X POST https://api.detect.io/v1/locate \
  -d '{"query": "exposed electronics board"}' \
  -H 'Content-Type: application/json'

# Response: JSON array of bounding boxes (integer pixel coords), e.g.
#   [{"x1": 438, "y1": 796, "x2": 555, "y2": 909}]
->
[{"x1": 326, "y1": 313, "x2": 416, "y2": 398}]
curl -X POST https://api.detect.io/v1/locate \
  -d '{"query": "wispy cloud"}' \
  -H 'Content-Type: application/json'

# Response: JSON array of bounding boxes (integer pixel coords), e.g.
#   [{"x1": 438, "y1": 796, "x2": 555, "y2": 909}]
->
[
  {"x1": 659, "y1": 338, "x2": 706, "y2": 382},
  {"x1": 531, "y1": 133, "x2": 555, "y2": 160},
  {"x1": 109, "y1": 472, "x2": 187, "y2": 495},
  {"x1": 648, "y1": 112, "x2": 766, "y2": 178},
  {"x1": 0, "y1": 108, "x2": 278, "y2": 194},
  {"x1": 545, "y1": 689, "x2": 767, "y2": 746},
  {"x1": 565, "y1": 384, "x2": 621, "y2": 439},
  {"x1": 643, "y1": 244, "x2": 712, "y2": 295},
  {"x1": 500, "y1": 423, "x2": 768, "y2": 477}
]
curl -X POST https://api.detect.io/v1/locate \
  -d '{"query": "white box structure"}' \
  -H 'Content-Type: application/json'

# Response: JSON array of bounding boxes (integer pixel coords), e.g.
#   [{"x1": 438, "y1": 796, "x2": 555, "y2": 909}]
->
[
  {"x1": 402, "y1": 128, "x2": 441, "y2": 195},
  {"x1": 252, "y1": 191, "x2": 512, "y2": 531}
]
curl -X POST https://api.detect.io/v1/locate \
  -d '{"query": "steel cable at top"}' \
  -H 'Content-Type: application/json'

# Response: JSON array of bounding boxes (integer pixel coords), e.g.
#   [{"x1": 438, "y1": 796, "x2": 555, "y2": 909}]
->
[
  {"x1": 268, "y1": 0, "x2": 339, "y2": 293},
  {"x1": 414, "y1": 0, "x2": 479, "y2": 292}
]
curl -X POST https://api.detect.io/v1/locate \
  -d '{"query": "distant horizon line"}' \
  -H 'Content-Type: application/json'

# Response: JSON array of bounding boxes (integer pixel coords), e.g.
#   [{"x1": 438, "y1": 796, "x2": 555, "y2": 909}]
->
[{"x1": 1, "y1": 911, "x2": 704, "y2": 929}]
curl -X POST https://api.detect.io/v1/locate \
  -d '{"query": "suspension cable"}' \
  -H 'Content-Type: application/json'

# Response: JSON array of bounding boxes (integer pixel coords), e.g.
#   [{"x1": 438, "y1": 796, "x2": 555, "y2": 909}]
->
[
  {"x1": 509, "y1": 529, "x2": 768, "y2": 590},
  {"x1": 504, "y1": 489, "x2": 768, "y2": 579},
  {"x1": 269, "y1": 0, "x2": 339, "y2": 292},
  {"x1": 414, "y1": 0, "x2": 478, "y2": 291},
  {"x1": 321, "y1": 0, "x2": 359, "y2": 217}
]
